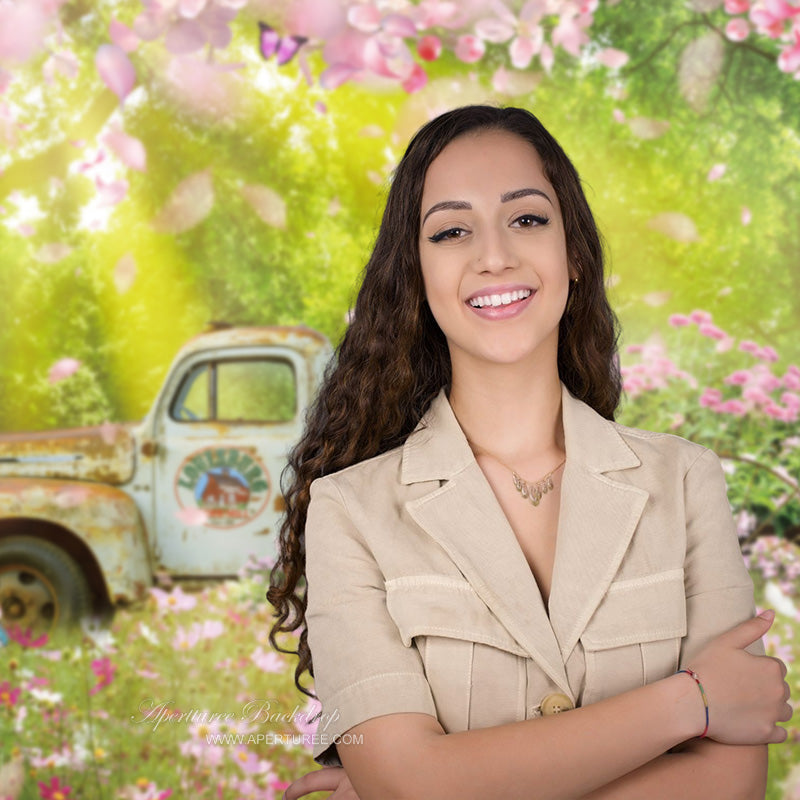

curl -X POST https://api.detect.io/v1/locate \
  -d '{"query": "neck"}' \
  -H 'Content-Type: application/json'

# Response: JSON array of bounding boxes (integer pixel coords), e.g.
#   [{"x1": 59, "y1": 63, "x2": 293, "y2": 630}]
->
[{"x1": 447, "y1": 359, "x2": 565, "y2": 469}]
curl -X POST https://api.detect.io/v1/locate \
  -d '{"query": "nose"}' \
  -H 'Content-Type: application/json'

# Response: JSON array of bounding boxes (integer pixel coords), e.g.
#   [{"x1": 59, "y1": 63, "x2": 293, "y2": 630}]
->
[{"x1": 474, "y1": 227, "x2": 520, "y2": 273}]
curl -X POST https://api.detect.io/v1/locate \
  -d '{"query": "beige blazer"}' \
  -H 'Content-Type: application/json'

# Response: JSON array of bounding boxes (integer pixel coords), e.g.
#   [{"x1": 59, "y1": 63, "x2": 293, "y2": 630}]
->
[{"x1": 304, "y1": 384, "x2": 759, "y2": 767}]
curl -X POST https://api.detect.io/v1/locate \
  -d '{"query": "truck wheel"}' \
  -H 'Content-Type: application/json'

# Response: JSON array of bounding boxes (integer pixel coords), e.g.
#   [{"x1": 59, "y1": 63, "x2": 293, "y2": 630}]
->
[{"x1": 0, "y1": 536, "x2": 91, "y2": 633}]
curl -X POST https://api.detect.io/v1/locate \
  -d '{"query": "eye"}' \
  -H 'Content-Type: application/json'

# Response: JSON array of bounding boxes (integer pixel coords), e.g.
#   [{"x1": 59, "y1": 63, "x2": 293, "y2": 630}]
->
[
  {"x1": 427, "y1": 226, "x2": 467, "y2": 243},
  {"x1": 513, "y1": 213, "x2": 549, "y2": 228}
]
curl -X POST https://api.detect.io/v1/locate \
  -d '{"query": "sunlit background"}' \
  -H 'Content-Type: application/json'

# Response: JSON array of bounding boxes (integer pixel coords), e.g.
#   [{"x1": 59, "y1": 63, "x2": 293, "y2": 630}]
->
[{"x1": 0, "y1": 1, "x2": 799, "y2": 798}]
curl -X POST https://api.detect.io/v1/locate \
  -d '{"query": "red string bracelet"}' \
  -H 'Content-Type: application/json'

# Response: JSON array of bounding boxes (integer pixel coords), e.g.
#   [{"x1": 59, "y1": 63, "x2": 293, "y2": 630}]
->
[{"x1": 676, "y1": 667, "x2": 709, "y2": 739}]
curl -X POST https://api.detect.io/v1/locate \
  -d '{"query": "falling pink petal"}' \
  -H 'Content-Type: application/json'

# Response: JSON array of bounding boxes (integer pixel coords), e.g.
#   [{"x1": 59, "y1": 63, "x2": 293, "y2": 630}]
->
[
  {"x1": 241, "y1": 184, "x2": 286, "y2": 228},
  {"x1": 454, "y1": 35, "x2": 485, "y2": 63},
  {"x1": 110, "y1": 18, "x2": 139, "y2": 53},
  {"x1": 165, "y1": 19, "x2": 207, "y2": 55},
  {"x1": 43, "y1": 50, "x2": 79, "y2": 84},
  {"x1": 741, "y1": 206, "x2": 752, "y2": 225},
  {"x1": 286, "y1": 0, "x2": 349, "y2": 39},
  {"x1": 347, "y1": 4, "x2": 381, "y2": 32},
  {"x1": 707, "y1": 163, "x2": 726, "y2": 181},
  {"x1": 402, "y1": 63, "x2": 427, "y2": 93},
  {"x1": 643, "y1": 290, "x2": 672, "y2": 307},
  {"x1": 0, "y1": 0, "x2": 49, "y2": 64},
  {"x1": 320, "y1": 63, "x2": 358, "y2": 89},
  {"x1": 314, "y1": 100, "x2": 327, "y2": 114},
  {"x1": 95, "y1": 44, "x2": 136, "y2": 104},
  {"x1": 98, "y1": 421, "x2": 121, "y2": 445},
  {"x1": 104, "y1": 129, "x2": 146, "y2": 171},
  {"x1": 152, "y1": 170, "x2": 214, "y2": 234},
  {"x1": 35, "y1": 243, "x2": 73, "y2": 263},
  {"x1": 597, "y1": 48, "x2": 629, "y2": 68},
  {"x1": 54, "y1": 486, "x2": 92, "y2": 508},
  {"x1": 612, "y1": 108, "x2": 626, "y2": 123},
  {"x1": 678, "y1": 32, "x2": 724, "y2": 112},
  {"x1": 647, "y1": 212, "x2": 701, "y2": 242},
  {"x1": 628, "y1": 117, "x2": 670, "y2": 139},
  {"x1": 49, "y1": 358, "x2": 82, "y2": 384},
  {"x1": 96, "y1": 178, "x2": 128, "y2": 206},
  {"x1": 113, "y1": 252, "x2": 137, "y2": 293},
  {"x1": 417, "y1": 35, "x2": 442, "y2": 61},
  {"x1": 17, "y1": 223, "x2": 35, "y2": 237},
  {"x1": 176, "y1": 507, "x2": 209, "y2": 526}
]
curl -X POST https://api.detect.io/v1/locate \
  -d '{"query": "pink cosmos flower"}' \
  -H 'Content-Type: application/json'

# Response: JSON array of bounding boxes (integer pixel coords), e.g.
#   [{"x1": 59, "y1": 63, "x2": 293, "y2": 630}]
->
[
  {"x1": 38, "y1": 776, "x2": 73, "y2": 799},
  {"x1": 6, "y1": 625, "x2": 48, "y2": 648},
  {"x1": 251, "y1": 646, "x2": 284, "y2": 672},
  {"x1": 150, "y1": 586, "x2": 197, "y2": 612},
  {"x1": 739, "y1": 339, "x2": 760, "y2": 354},
  {"x1": 172, "y1": 625, "x2": 201, "y2": 651},
  {"x1": 90, "y1": 657, "x2": 118, "y2": 695},
  {"x1": 0, "y1": 680, "x2": 21, "y2": 707}
]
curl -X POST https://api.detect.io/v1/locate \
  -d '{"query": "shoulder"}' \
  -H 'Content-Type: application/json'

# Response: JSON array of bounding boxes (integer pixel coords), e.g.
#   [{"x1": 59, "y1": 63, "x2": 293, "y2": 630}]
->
[
  {"x1": 610, "y1": 418, "x2": 716, "y2": 478},
  {"x1": 309, "y1": 442, "x2": 407, "y2": 508}
]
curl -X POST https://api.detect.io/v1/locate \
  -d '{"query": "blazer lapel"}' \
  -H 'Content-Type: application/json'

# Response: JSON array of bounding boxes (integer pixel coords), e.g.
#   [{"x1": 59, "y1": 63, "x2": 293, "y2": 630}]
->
[
  {"x1": 402, "y1": 389, "x2": 571, "y2": 695},
  {"x1": 547, "y1": 384, "x2": 649, "y2": 660}
]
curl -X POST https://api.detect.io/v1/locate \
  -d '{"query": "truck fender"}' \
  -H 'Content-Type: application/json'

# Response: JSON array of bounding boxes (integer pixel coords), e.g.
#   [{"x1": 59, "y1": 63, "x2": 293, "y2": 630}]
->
[{"x1": 0, "y1": 478, "x2": 152, "y2": 606}]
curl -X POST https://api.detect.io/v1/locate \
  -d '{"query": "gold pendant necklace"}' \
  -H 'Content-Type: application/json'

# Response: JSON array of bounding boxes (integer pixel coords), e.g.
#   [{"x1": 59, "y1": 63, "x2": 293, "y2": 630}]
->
[{"x1": 469, "y1": 442, "x2": 566, "y2": 507}]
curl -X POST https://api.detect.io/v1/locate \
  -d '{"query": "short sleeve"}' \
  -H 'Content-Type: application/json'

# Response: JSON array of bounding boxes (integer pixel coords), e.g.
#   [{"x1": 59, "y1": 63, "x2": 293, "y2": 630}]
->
[
  {"x1": 680, "y1": 448, "x2": 764, "y2": 663},
  {"x1": 304, "y1": 477, "x2": 437, "y2": 767}
]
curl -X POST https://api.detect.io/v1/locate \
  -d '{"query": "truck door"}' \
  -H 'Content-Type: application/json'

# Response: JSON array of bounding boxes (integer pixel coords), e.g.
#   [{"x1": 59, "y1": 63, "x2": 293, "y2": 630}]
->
[{"x1": 152, "y1": 347, "x2": 305, "y2": 575}]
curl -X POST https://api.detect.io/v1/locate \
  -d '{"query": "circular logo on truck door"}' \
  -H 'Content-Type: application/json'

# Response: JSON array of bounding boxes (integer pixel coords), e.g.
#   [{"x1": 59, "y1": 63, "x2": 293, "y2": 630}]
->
[{"x1": 174, "y1": 447, "x2": 271, "y2": 529}]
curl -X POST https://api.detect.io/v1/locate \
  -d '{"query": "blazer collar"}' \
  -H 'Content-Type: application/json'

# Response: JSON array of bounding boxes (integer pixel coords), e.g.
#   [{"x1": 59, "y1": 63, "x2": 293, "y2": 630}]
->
[
  {"x1": 401, "y1": 383, "x2": 640, "y2": 483},
  {"x1": 400, "y1": 384, "x2": 649, "y2": 697}
]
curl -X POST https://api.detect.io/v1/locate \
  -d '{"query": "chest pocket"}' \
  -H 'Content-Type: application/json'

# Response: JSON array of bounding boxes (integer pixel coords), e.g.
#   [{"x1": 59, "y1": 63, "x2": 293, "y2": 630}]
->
[
  {"x1": 385, "y1": 576, "x2": 529, "y2": 733},
  {"x1": 581, "y1": 569, "x2": 687, "y2": 705}
]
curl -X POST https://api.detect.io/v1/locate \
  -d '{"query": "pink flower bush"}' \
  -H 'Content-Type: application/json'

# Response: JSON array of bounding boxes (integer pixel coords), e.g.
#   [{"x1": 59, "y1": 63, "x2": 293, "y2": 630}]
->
[{"x1": 150, "y1": 586, "x2": 197, "y2": 613}]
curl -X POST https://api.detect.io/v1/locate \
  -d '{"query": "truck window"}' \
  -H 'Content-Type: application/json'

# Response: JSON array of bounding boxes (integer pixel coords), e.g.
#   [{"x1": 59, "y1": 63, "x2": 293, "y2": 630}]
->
[{"x1": 171, "y1": 358, "x2": 296, "y2": 423}]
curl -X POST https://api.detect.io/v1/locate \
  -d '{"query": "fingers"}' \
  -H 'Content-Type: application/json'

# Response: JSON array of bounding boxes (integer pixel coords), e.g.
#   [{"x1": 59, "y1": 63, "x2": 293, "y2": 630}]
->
[
  {"x1": 284, "y1": 767, "x2": 348, "y2": 800},
  {"x1": 717, "y1": 609, "x2": 775, "y2": 649}
]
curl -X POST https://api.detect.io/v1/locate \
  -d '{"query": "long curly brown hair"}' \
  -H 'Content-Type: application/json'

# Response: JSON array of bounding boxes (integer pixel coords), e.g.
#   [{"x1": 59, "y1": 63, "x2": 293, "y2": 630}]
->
[{"x1": 267, "y1": 104, "x2": 621, "y2": 698}]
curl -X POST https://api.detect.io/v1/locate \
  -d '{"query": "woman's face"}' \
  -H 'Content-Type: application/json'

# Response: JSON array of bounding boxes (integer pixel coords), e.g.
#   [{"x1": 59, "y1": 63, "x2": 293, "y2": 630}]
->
[{"x1": 418, "y1": 129, "x2": 573, "y2": 374}]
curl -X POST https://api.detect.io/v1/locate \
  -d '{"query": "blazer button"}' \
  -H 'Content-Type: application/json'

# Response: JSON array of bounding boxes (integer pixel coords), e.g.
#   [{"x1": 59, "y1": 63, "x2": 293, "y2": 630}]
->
[{"x1": 540, "y1": 693, "x2": 574, "y2": 716}]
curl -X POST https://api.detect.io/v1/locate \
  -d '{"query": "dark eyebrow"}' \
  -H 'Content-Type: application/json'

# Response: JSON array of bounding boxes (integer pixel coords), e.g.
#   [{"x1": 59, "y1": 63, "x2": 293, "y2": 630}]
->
[
  {"x1": 422, "y1": 200, "x2": 471, "y2": 225},
  {"x1": 501, "y1": 187, "x2": 553, "y2": 205}
]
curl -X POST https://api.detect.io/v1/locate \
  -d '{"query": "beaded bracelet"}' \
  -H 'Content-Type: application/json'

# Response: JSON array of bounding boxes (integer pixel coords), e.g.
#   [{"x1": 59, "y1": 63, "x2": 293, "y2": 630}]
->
[{"x1": 676, "y1": 667, "x2": 709, "y2": 739}]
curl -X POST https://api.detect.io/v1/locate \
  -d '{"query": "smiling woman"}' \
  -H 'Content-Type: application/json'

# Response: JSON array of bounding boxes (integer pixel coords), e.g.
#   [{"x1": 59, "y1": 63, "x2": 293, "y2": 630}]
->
[{"x1": 267, "y1": 105, "x2": 793, "y2": 800}]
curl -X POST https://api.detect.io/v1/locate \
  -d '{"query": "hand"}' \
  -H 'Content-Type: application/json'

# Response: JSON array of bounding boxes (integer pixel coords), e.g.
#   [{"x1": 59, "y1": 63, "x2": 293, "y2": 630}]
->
[
  {"x1": 283, "y1": 766, "x2": 362, "y2": 800},
  {"x1": 688, "y1": 609, "x2": 793, "y2": 745}
]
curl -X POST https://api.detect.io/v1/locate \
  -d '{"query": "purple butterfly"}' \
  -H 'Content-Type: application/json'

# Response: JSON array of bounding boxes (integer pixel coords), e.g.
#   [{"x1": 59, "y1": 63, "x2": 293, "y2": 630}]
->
[{"x1": 258, "y1": 22, "x2": 307, "y2": 66}]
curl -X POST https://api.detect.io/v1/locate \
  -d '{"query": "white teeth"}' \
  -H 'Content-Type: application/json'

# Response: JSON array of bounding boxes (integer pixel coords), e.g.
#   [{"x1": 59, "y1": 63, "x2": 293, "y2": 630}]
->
[{"x1": 469, "y1": 289, "x2": 532, "y2": 309}]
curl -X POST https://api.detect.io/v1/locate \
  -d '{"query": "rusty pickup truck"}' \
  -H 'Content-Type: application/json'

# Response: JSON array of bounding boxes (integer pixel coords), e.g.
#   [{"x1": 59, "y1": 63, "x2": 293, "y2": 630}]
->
[{"x1": 0, "y1": 325, "x2": 332, "y2": 632}]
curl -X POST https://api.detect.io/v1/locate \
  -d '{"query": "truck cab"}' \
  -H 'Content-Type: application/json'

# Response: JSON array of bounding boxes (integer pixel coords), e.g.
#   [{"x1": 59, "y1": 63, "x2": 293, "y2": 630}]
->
[{"x1": 0, "y1": 325, "x2": 332, "y2": 633}]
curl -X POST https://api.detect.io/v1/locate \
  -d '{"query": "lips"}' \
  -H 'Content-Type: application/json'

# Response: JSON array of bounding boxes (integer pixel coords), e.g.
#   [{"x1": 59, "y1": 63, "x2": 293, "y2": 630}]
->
[{"x1": 465, "y1": 285, "x2": 535, "y2": 320}]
